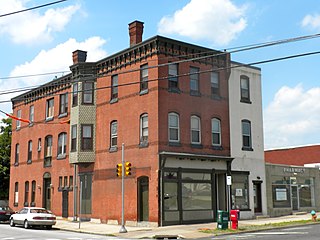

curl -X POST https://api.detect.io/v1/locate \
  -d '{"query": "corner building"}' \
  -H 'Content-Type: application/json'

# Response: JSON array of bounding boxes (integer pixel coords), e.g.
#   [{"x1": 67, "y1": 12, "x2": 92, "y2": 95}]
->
[{"x1": 9, "y1": 21, "x2": 265, "y2": 226}]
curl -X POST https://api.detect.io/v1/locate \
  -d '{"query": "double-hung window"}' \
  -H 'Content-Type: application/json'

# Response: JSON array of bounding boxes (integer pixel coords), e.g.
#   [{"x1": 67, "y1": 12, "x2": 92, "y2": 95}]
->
[
  {"x1": 58, "y1": 132, "x2": 67, "y2": 158},
  {"x1": 168, "y1": 113, "x2": 180, "y2": 142},
  {"x1": 14, "y1": 182, "x2": 19, "y2": 206},
  {"x1": 72, "y1": 83, "x2": 78, "y2": 107},
  {"x1": 83, "y1": 82, "x2": 94, "y2": 104},
  {"x1": 111, "y1": 75, "x2": 118, "y2": 101},
  {"x1": 190, "y1": 67, "x2": 200, "y2": 95},
  {"x1": 71, "y1": 125, "x2": 77, "y2": 152},
  {"x1": 211, "y1": 118, "x2": 221, "y2": 146},
  {"x1": 191, "y1": 115, "x2": 201, "y2": 144},
  {"x1": 110, "y1": 121, "x2": 118, "y2": 148},
  {"x1": 29, "y1": 105, "x2": 34, "y2": 124},
  {"x1": 140, "y1": 114, "x2": 148, "y2": 144},
  {"x1": 242, "y1": 120, "x2": 252, "y2": 150},
  {"x1": 168, "y1": 63, "x2": 178, "y2": 90},
  {"x1": 16, "y1": 110, "x2": 21, "y2": 129},
  {"x1": 211, "y1": 72, "x2": 220, "y2": 97},
  {"x1": 59, "y1": 93, "x2": 68, "y2": 116},
  {"x1": 27, "y1": 140, "x2": 32, "y2": 164},
  {"x1": 140, "y1": 64, "x2": 148, "y2": 92},
  {"x1": 46, "y1": 98, "x2": 54, "y2": 121},
  {"x1": 24, "y1": 181, "x2": 29, "y2": 207},
  {"x1": 31, "y1": 181, "x2": 36, "y2": 206},
  {"x1": 15, "y1": 143, "x2": 19, "y2": 166},
  {"x1": 240, "y1": 76, "x2": 250, "y2": 103},
  {"x1": 44, "y1": 135, "x2": 52, "y2": 167},
  {"x1": 81, "y1": 125, "x2": 93, "y2": 151}
]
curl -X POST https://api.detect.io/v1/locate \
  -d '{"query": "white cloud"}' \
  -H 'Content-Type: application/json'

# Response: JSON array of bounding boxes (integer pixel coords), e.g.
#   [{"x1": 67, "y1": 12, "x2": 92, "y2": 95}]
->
[
  {"x1": 301, "y1": 14, "x2": 320, "y2": 30},
  {"x1": 264, "y1": 84, "x2": 320, "y2": 149},
  {"x1": 0, "y1": 0, "x2": 80, "y2": 44},
  {"x1": 157, "y1": 0, "x2": 247, "y2": 46},
  {"x1": 0, "y1": 37, "x2": 107, "y2": 113}
]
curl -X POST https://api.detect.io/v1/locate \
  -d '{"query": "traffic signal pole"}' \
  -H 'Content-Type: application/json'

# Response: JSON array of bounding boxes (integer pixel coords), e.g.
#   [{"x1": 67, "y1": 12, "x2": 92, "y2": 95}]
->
[{"x1": 119, "y1": 143, "x2": 127, "y2": 233}]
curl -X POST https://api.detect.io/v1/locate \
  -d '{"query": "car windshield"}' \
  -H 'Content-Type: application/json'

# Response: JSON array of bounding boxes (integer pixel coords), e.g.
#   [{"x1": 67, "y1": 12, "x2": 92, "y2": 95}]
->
[{"x1": 30, "y1": 209, "x2": 51, "y2": 214}]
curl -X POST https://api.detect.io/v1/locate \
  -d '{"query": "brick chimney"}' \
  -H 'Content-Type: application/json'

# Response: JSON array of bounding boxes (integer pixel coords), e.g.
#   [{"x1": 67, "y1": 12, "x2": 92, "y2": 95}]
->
[
  {"x1": 72, "y1": 50, "x2": 87, "y2": 64},
  {"x1": 129, "y1": 21, "x2": 144, "y2": 47}
]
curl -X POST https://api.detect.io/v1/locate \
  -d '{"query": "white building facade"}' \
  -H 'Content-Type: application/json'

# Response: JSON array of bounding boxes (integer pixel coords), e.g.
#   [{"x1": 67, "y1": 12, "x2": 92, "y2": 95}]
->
[{"x1": 228, "y1": 63, "x2": 267, "y2": 219}]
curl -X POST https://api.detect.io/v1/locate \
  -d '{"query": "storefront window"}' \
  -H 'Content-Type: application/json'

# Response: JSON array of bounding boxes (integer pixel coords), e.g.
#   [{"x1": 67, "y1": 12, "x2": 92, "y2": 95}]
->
[
  {"x1": 272, "y1": 185, "x2": 291, "y2": 208},
  {"x1": 231, "y1": 174, "x2": 249, "y2": 210},
  {"x1": 181, "y1": 183, "x2": 211, "y2": 210}
]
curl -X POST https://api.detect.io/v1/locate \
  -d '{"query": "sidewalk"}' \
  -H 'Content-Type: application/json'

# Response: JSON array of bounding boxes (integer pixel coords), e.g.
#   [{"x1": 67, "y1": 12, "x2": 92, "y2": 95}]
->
[{"x1": 54, "y1": 212, "x2": 317, "y2": 239}]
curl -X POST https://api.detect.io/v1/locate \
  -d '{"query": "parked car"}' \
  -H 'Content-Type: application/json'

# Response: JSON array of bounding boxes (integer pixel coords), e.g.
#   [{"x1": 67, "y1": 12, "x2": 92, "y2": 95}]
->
[
  {"x1": 9, "y1": 207, "x2": 56, "y2": 229},
  {"x1": 0, "y1": 206, "x2": 15, "y2": 222}
]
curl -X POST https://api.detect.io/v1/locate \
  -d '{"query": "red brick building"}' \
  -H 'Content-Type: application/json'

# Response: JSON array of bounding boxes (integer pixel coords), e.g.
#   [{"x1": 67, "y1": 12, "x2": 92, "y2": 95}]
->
[{"x1": 10, "y1": 21, "x2": 235, "y2": 226}]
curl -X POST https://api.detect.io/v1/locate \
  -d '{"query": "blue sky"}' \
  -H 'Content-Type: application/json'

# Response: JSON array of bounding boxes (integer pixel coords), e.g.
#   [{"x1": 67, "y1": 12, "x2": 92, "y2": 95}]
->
[{"x1": 0, "y1": 0, "x2": 319, "y2": 149}]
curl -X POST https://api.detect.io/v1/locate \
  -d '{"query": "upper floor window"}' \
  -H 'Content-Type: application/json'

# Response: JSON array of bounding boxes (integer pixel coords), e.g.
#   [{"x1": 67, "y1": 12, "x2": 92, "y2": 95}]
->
[
  {"x1": 168, "y1": 112, "x2": 180, "y2": 142},
  {"x1": 72, "y1": 83, "x2": 78, "y2": 107},
  {"x1": 211, "y1": 118, "x2": 221, "y2": 146},
  {"x1": 82, "y1": 82, "x2": 94, "y2": 104},
  {"x1": 16, "y1": 110, "x2": 21, "y2": 129},
  {"x1": 24, "y1": 181, "x2": 29, "y2": 207},
  {"x1": 242, "y1": 120, "x2": 252, "y2": 150},
  {"x1": 190, "y1": 67, "x2": 200, "y2": 95},
  {"x1": 168, "y1": 63, "x2": 178, "y2": 90},
  {"x1": 29, "y1": 105, "x2": 34, "y2": 124},
  {"x1": 58, "y1": 132, "x2": 67, "y2": 158},
  {"x1": 37, "y1": 138, "x2": 41, "y2": 152},
  {"x1": 240, "y1": 76, "x2": 250, "y2": 103},
  {"x1": 71, "y1": 125, "x2": 77, "y2": 152},
  {"x1": 27, "y1": 140, "x2": 32, "y2": 164},
  {"x1": 14, "y1": 182, "x2": 19, "y2": 206},
  {"x1": 46, "y1": 98, "x2": 54, "y2": 120},
  {"x1": 31, "y1": 181, "x2": 36, "y2": 206},
  {"x1": 59, "y1": 93, "x2": 68, "y2": 116},
  {"x1": 211, "y1": 72, "x2": 220, "y2": 97},
  {"x1": 81, "y1": 124, "x2": 93, "y2": 151},
  {"x1": 191, "y1": 115, "x2": 201, "y2": 144},
  {"x1": 111, "y1": 75, "x2": 118, "y2": 101},
  {"x1": 140, "y1": 114, "x2": 148, "y2": 145},
  {"x1": 140, "y1": 64, "x2": 148, "y2": 92},
  {"x1": 15, "y1": 143, "x2": 19, "y2": 166},
  {"x1": 110, "y1": 121, "x2": 118, "y2": 148},
  {"x1": 44, "y1": 135, "x2": 52, "y2": 167}
]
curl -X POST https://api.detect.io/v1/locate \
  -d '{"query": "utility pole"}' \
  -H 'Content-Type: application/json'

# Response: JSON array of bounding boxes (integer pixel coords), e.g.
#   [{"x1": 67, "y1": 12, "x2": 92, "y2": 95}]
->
[{"x1": 119, "y1": 143, "x2": 127, "y2": 233}]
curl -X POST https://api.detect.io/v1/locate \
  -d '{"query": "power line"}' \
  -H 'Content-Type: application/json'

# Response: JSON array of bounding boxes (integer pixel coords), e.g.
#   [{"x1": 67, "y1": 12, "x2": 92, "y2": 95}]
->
[
  {"x1": 0, "y1": 0, "x2": 68, "y2": 18},
  {"x1": 2, "y1": 49, "x2": 320, "y2": 105}
]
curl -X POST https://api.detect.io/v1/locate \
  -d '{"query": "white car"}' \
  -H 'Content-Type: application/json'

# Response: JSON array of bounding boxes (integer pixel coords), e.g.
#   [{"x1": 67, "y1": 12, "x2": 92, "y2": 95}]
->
[{"x1": 9, "y1": 207, "x2": 56, "y2": 229}]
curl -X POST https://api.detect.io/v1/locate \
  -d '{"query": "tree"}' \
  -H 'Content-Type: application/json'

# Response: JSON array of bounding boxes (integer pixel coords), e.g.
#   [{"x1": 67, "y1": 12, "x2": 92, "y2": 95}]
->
[{"x1": 0, "y1": 118, "x2": 12, "y2": 199}]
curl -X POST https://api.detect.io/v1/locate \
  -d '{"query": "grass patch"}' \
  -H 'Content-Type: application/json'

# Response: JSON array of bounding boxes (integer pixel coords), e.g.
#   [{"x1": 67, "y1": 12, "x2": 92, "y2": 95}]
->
[{"x1": 198, "y1": 219, "x2": 319, "y2": 235}]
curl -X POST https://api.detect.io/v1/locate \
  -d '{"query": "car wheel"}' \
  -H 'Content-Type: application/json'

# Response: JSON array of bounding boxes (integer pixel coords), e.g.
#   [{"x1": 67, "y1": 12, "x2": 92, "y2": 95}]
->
[
  {"x1": 24, "y1": 220, "x2": 29, "y2": 229},
  {"x1": 46, "y1": 225, "x2": 52, "y2": 230},
  {"x1": 9, "y1": 218, "x2": 15, "y2": 227}
]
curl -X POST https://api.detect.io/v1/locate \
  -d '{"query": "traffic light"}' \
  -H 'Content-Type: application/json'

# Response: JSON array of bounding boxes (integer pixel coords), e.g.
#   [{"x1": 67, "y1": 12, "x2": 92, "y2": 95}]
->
[
  {"x1": 116, "y1": 163, "x2": 122, "y2": 177},
  {"x1": 125, "y1": 162, "x2": 132, "y2": 176}
]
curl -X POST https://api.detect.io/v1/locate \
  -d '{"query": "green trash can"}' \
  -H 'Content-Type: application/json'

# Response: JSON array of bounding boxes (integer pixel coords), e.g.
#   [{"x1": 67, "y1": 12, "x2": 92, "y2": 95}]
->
[{"x1": 217, "y1": 210, "x2": 229, "y2": 230}]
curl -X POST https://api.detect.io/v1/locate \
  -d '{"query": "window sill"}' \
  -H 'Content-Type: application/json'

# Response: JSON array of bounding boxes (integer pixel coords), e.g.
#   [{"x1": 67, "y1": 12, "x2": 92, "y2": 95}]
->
[
  {"x1": 109, "y1": 146, "x2": 118, "y2": 153},
  {"x1": 140, "y1": 89, "x2": 149, "y2": 95},
  {"x1": 211, "y1": 145, "x2": 223, "y2": 150},
  {"x1": 27, "y1": 160, "x2": 32, "y2": 164},
  {"x1": 57, "y1": 154, "x2": 66, "y2": 160},
  {"x1": 242, "y1": 147, "x2": 254, "y2": 151},
  {"x1": 58, "y1": 112, "x2": 68, "y2": 118},
  {"x1": 24, "y1": 202, "x2": 29, "y2": 207},
  {"x1": 168, "y1": 142, "x2": 181, "y2": 147},
  {"x1": 168, "y1": 87, "x2": 181, "y2": 94},
  {"x1": 190, "y1": 90, "x2": 201, "y2": 97},
  {"x1": 14, "y1": 162, "x2": 19, "y2": 167},
  {"x1": 30, "y1": 202, "x2": 35, "y2": 207},
  {"x1": 191, "y1": 144, "x2": 203, "y2": 149},
  {"x1": 211, "y1": 95, "x2": 221, "y2": 100},
  {"x1": 14, "y1": 203, "x2": 18, "y2": 207},
  {"x1": 240, "y1": 99, "x2": 252, "y2": 104},
  {"x1": 16, "y1": 127, "x2": 21, "y2": 131},
  {"x1": 110, "y1": 98, "x2": 118, "y2": 104},
  {"x1": 81, "y1": 102, "x2": 94, "y2": 105},
  {"x1": 28, "y1": 122, "x2": 34, "y2": 127},
  {"x1": 139, "y1": 141, "x2": 149, "y2": 148},
  {"x1": 45, "y1": 117, "x2": 54, "y2": 122}
]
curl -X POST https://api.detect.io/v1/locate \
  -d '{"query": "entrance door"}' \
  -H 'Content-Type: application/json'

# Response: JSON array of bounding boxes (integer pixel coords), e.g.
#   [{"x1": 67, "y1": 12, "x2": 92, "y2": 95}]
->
[
  {"x1": 138, "y1": 177, "x2": 149, "y2": 222},
  {"x1": 43, "y1": 178, "x2": 51, "y2": 210},
  {"x1": 253, "y1": 182, "x2": 262, "y2": 213},
  {"x1": 62, "y1": 190, "x2": 68, "y2": 218},
  {"x1": 291, "y1": 186, "x2": 299, "y2": 210}
]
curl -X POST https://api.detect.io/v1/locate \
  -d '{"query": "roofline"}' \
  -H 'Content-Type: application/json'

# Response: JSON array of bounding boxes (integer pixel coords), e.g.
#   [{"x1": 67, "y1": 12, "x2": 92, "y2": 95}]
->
[
  {"x1": 231, "y1": 60, "x2": 261, "y2": 71},
  {"x1": 265, "y1": 143, "x2": 320, "y2": 152}
]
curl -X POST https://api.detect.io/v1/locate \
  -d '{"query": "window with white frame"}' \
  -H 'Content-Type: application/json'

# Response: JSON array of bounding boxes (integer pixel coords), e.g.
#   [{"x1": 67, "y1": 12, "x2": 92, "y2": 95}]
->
[
  {"x1": 140, "y1": 113, "x2": 148, "y2": 144},
  {"x1": 27, "y1": 140, "x2": 32, "y2": 163},
  {"x1": 14, "y1": 182, "x2": 19, "y2": 206},
  {"x1": 110, "y1": 121, "x2": 118, "y2": 148},
  {"x1": 140, "y1": 64, "x2": 148, "y2": 92},
  {"x1": 191, "y1": 115, "x2": 201, "y2": 144},
  {"x1": 16, "y1": 109, "x2": 21, "y2": 129},
  {"x1": 46, "y1": 98, "x2": 54, "y2": 120},
  {"x1": 242, "y1": 120, "x2": 252, "y2": 150},
  {"x1": 58, "y1": 132, "x2": 67, "y2": 158},
  {"x1": 59, "y1": 93, "x2": 68, "y2": 115},
  {"x1": 72, "y1": 83, "x2": 78, "y2": 107},
  {"x1": 29, "y1": 105, "x2": 34, "y2": 124},
  {"x1": 211, "y1": 118, "x2": 221, "y2": 146},
  {"x1": 168, "y1": 112, "x2": 180, "y2": 142}
]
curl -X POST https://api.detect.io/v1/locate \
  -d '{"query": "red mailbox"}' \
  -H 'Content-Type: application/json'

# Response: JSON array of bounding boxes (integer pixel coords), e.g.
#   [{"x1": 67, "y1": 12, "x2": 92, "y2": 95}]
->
[{"x1": 230, "y1": 209, "x2": 240, "y2": 229}]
